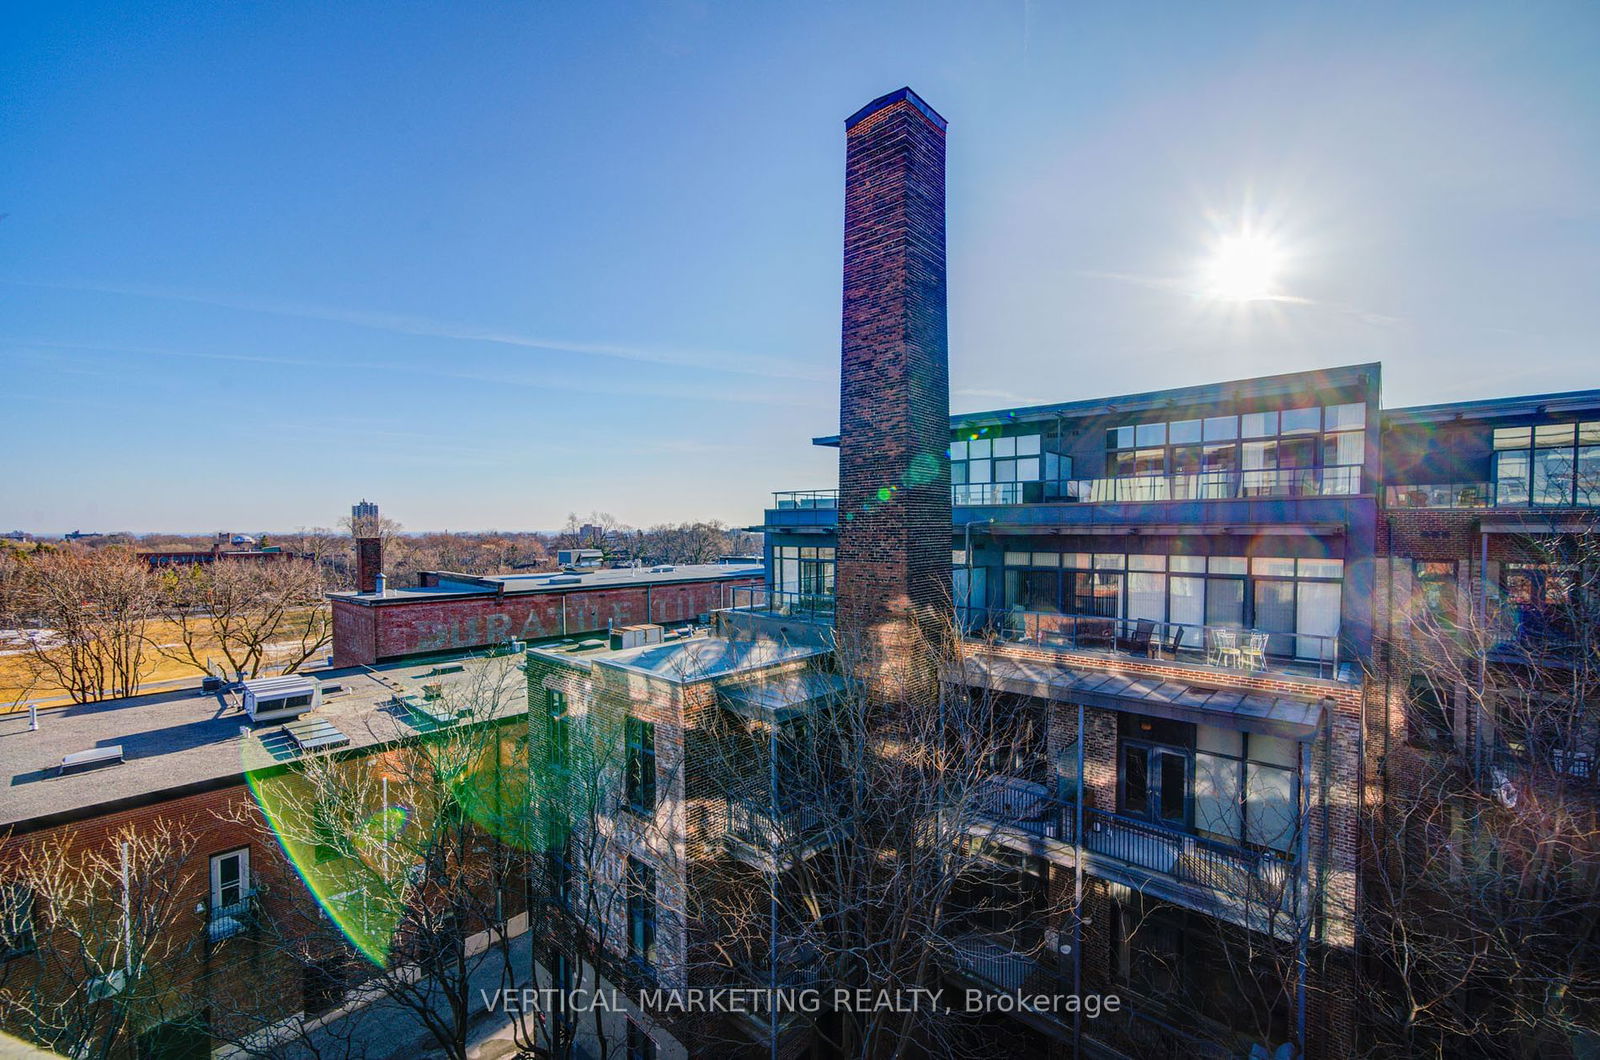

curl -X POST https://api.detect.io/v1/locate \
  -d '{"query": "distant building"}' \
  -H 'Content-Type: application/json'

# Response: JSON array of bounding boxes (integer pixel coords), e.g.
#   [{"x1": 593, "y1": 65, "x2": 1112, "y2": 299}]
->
[
  {"x1": 62, "y1": 530, "x2": 103, "y2": 541},
  {"x1": 351, "y1": 499, "x2": 379, "y2": 523},
  {"x1": 1, "y1": 531, "x2": 30, "y2": 542}
]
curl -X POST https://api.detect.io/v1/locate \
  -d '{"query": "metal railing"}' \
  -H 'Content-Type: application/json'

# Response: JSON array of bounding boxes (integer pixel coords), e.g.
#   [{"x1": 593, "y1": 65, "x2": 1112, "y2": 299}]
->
[
  {"x1": 204, "y1": 890, "x2": 258, "y2": 943},
  {"x1": 961, "y1": 607, "x2": 1342, "y2": 680},
  {"x1": 771, "y1": 489, "x2": 838, "y2": 510},
  {"x1": 725, "y1": 797, "x2": 832, "y2": 852},
  {"x1": 1385, "y1": 482, "x2": 1493, "y2": 509},
  {"x1": 728, "y1": 586, "x2": 835, "y2": 622},
  {"x1": 972, "y1": 779, "x2": 1298, "y2": 914},
  {"x1": 1058, "y1": 466, "x2": 1362, "y2": 503}
]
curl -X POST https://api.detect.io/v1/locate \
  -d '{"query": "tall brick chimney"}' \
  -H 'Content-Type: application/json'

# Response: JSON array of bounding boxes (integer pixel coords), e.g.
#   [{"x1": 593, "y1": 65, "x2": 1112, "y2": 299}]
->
[
  {"x1": 355, "y1": 538, "x2": 382, "y2": 595},
  {"x1": 835, "y1": 88, "x2": 952, "y2": 698}
]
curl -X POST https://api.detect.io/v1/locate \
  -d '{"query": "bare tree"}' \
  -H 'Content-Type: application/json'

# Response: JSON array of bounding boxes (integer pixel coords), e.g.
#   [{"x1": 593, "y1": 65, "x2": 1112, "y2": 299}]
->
[
  {"x1": 152, "y1": 558, "x2": 335, "y2": 680},
  {"x1": 1361, "y1": 526, "x2": 1600, "y2": 1057},
  {"x1": 10, "y1": 548, "x2": 156, "y2": 702},
  {"x1": 0, "y1": 820, "x2": 204, "y2": 1058}
]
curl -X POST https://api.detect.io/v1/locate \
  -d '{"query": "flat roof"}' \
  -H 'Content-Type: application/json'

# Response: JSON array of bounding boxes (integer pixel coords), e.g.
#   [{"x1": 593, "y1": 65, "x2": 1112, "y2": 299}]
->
[
  {"x1": 1383, "y1": 387, "x2": 1600, "y2": 426},
  {"x1": 959, "y1": 653, "x2": 1328, "y2": 740},
  {"x1": 333, "y1": 562, "x2": 764, "y2": 605},
  {"x1": 0, "y1": 653, "x2": 525, "y2": 831},
  {"x1": 528, "y1": 629, "x2": 828, "y2": 685},
  {"x1": 810, "y1": 363, "x2": 1380, "y2": 446}
]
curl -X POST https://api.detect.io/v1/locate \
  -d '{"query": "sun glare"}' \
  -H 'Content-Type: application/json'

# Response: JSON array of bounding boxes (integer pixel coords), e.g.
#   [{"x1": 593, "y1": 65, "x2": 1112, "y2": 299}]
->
[{"x1": 1202, "y1": 231, "x2": 1284, "y2": 301}]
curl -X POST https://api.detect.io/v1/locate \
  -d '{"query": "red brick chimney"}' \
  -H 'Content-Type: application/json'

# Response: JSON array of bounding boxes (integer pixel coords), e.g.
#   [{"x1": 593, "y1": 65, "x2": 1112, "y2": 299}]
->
[
  {"x1": 835, "y1": 88, "x2": 952, "y2": 698},
  {"x1": 355, "y1": 537, "x2": 382, "y2": 595}
]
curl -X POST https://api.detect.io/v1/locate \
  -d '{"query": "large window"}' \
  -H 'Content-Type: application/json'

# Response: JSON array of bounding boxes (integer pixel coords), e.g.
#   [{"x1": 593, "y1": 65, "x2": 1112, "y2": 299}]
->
[
  {"x1": 0, "y1": 884, "x2": 34, "y2": 961},
  {"x1": 1105, "y1": 403, "x2": 1365, "y2": 497},
  {"x1": 1191, "y1": 725, "x2": 1300, "y2": 853},
  {"x1": 1002, "y1": 551, "x2": 1342, "y2": 659},
  {"x1": 1493, "y1": 422, "x2": 1600, "y2": 507},
  {"x1": 546, "y1": 689, "x2": 570, "y2": 769},
  {"x1": 626, "y1": 857, "x2": 658, "y2": 968},
  {"x1": 773, "y1": 546, "x2": 834, "y2": 598},
  {"x1": 1407, "y1": 676, "x2": 1452, "y2": 749},
  {"x1": 625, "y1": 717, "x2": 657, "y2": 815}
]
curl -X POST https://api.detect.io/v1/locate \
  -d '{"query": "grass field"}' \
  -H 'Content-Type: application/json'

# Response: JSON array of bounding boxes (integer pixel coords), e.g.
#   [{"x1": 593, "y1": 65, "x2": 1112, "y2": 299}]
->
[{"x1": 0, "y1": 607, "x2": 331, "y2": 710}]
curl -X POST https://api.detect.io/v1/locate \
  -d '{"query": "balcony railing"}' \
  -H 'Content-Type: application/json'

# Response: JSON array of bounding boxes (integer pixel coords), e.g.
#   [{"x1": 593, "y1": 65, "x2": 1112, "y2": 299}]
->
[
  {"x1": 972, "y1": 777, "x2": 1298, "y2": 914},
  {"x1": 771, "y1": 489, "x2": 838, "y2": 510},
  {"x1": 724, "y1": 797, "x2": 834, "y2": 865},
  {"x1": 1385, "y1": 482, "x2": 1493, "y2": 509},
  {"x1": 961, "y1": 607, "x2": 1342, "y2": 680},
  {"x1": 1054, "y1": 467, "x2": 1362, "y2": 504},
  {"x1": 205, "y1": 890, "x2": 259, "y2": 944},
  {"x1": 728, "y1": 586, "x2": 835, "y2": 622}
]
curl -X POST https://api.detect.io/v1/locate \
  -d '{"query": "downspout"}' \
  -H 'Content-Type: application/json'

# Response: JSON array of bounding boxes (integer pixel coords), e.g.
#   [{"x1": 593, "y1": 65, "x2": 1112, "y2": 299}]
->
[
  {"x1": 1477, "y1": 530, "x2": 1488, "y2": 779},
  {"x1": 1073, "y1": 701, "x2": 1085, "y2": 1057}
]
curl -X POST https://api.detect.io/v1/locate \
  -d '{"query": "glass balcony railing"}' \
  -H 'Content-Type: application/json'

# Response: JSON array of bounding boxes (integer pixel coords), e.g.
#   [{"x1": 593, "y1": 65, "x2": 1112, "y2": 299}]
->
[
  {"x1": 728, "y1": 586, "x2": 835, "y2": 622},
  {"x1": 1052, "y1": 467, "x2": 1363, "y2": 503},
  {"x1": 1385, "y1": 483, "x2": 1493, "y2": 508},
  {"x1": 771, "y1": 489, "x2": 838, "y2": 510},
  {"x1": 960, "y1": 608, "x2": 1342, "y2": 680}
]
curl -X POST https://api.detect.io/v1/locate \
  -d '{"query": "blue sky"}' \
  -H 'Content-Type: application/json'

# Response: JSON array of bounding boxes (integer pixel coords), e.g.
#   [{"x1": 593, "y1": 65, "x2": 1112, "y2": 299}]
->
[{"x1": 3, "y1": 1, "x2": 1597, "y2": 534}]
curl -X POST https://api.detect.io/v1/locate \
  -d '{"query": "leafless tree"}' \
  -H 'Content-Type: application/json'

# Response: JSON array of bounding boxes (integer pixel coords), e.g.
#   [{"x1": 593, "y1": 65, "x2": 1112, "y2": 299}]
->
[
  {"x1": 9, "y1": 548, "x2": 156, "y2": 702},
  {"x1": 0, "y1": 820, "x2": 205, "y2": 1058},
  {"x1": 1360, "y1": 525, "x2": 1600, "y2": 1057},
  {"x1": 152, "y1": 558, "x2": 336, "y2": 680}
]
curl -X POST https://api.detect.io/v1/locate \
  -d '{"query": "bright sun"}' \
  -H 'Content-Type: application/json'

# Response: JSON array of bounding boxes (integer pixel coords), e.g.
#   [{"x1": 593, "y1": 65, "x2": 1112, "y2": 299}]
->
[{"x1": 1202, "y1": 231, "x2": 1283, "y2": 301}]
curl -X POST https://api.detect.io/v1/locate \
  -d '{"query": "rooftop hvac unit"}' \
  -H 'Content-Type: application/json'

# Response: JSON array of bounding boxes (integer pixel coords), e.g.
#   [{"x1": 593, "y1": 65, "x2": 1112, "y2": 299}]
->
[
  {"x1": 610, "y1": 624, "x2": 665, "y2": 650},
  {"x1": 651, "y1": 565, "x2": 676, "y2": 573},
  {"x1": 242, "y1": 675, "x2": 320, "y2": 723}
]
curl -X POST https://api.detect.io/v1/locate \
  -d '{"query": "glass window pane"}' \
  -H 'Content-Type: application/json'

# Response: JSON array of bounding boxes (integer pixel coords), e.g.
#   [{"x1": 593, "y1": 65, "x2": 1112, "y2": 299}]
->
[
  {"x1": 1015, "y1": 457, "x2": 1040, "y2": 481},
  {"x1": 1195, "y1": 752, "x2": 1241, "y2": 844},
  {"x1": 1063, "y1": 553, "x2": 1092, "y2": 570},
  {"x1": 1249, "y1": 734, "x2": 1298, "y2": 767},
  {"x1": 1198, "y1": 725, "x2": 1244, "y2": 757},
  {"x1": 1242, "y1": 441, "x2": 1276, "y2": 470},
  {"x1": 1534, "y1": 423, "x2": 1576, "y2": 448},
  {"x1": 1171, "y1": 445, "x2": 1202, "y2": 474},
  {"x1": 1209, "y1": 556, "x2": 1248, "y2": 575},
  {"x1": 1031, "y1": 552, "x2": 1060, "y2": 567},
  {"x1": 1253, "y1": 580, "x2": 1297, "y2": 656},
  {"x1": 1202, "y1": 443, "x2": 1238, "y2": 472},
  {"x1": 1132, "y1": 448, "x2": 1165, "y2": 475},
  {"x1": 1107, "y1": 426, "x2": 1134, "y2": 449},
  {"x1": 968, "y1": 438, "x2": 991, "y2": 459},
  {"x1": 1533, "y1": 447, "x2": 1573, "y2": 506},
  {"x1": 994, "y1": 459, "x2": 1017, "y2": 482},
  {"x1": 1324, "y1": 430, "x2": 1364, "y2": 467},
  {"x1": 1277, "y1": 437, "x2": 1316, "y2": 468},
  {"x1": 1241, "y1": 411, "x2": 1277, "y2": 439},
  {"x1": 1169, "y1": 575, "x2": 1204, "y2": 628},
  {"x1": 1281, "y1": 407, "x2": 1320, "y2": 435},
  {"x1": 949, "y1": 440, "x2": 968, "y2": 460},
  {"x1": 1135, "y1": 422, "x2": 1166, "y2": 447},
  {"x1": 1021, "y1": 569, "x2": 1060, "y2": 611},
  {"x1": 1169, "y1": 555, "x2": 1206, "y2": 573},
  {"x1": 968, "y1": 459, "x2": 991, "y2": 484},
  {"x1": 1003, "y1": 552, "x2": 1032, "y2": 566},
  {"x1": 1325, "y1": 403, "x2": 1366, "y2": 430},
  {"x1": 1128, "y1": 554, "x2": 1166, "y2": 571},
  {"x1": 1206, "y1": 577, "x2": 1245, "y2": 626},
  {"x1": 1246, "y1": 764, "x2": 1296, "y2": 852},
  {"x1": 1496, "y1": 450, "x2": 1531, "y2": 506},
  {"x1": 1493, "y1": 426, "x2": 1531, "y2": 450},
  {"x1": 1128, "y1": 572, "x2": 1165, "y2": 622},
  {"x1": 1122, "y1": 747, "x2": 1148, "y2": 816},
  {"x1": 1094, "y1": 553, "x2": 1126, "y2": 569},
  {"x1": 1578, "y1": 446, "x2": 1600, "y2": 505},
  {"x1": 1297, "y1": 558, "x2": 1342, "y2": 579},
  {"x1": 1016, "y1": 434, "x2": 1041, "y2": 456},
  {"x1": 1203, "y1": 415, "x2": 1238, "y2": 441},
  {"x1": 1580, "y1": 423, "x2": 1600, "y2": 445},
  {"x1": 1169, "y1": 419, "x2": 1202, "y2": 445},
  {"x1": 950, "y1": 462, "x2": 967, "y2": 485},
  {"x1": 1296, "y1": 581, "x2": 1341, "y2": 660},
  {"x1": 993, "y1": 436, "x2": 1016, "y2": 458},
  {"x1": 1251, "y1": 557, "x2": 1296, "y2": 577}
]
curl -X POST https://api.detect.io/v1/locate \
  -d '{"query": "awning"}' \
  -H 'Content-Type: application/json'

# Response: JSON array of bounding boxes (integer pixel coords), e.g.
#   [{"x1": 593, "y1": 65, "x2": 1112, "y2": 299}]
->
[
  {"x1": 956, "y1": 655, "x2": 1325, "y2": 740},
  {"x1": 720, "y1": 671, "x2": 848, "y2": 724}
]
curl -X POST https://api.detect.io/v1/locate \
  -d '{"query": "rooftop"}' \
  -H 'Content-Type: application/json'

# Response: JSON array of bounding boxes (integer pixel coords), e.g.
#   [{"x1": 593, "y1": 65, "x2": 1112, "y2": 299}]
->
[
  {"x1": 528, "y1": 627, "x2": 829, "y2": 684},
  {"x1": 0, "y1": 652, "x2": 525, "y2": 831},
  {"x1": 333, "y1": 561, "x2": 764, "y2": 605}
]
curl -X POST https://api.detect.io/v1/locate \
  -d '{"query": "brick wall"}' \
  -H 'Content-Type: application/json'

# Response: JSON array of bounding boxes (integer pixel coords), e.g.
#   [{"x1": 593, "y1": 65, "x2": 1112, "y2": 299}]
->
[
  {"x1": 835, "y1": 89, "x2": 952, "y2": 698},
  {"x1": 332, "y1": 576, "x2": 761, "y2": 666}
]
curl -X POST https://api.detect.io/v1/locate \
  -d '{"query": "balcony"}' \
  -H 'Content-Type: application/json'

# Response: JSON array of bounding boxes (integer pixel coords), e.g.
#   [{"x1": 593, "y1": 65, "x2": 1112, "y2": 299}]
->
[
  {"x1": 728, "y1": 586, "x2": 835, "y2": 624},
  {"x1": 771, "y1": 489, "x2": 838, "y2": 510},
  {"x1": 1385, "y1": 482, "x2": 1492, "y2": 509},
  {"x1": 723, "y1": 797, "x2": 837, "y2": 871},
  {"x1": 972, "y1": 777, "x2": 1298, "y2": 919},
  {"x1": 204, "y1": 890, "x2": 260, "y2": 945},
  {"x1": 962, "y1": 608, "x2": 1343, "y2": 682}
]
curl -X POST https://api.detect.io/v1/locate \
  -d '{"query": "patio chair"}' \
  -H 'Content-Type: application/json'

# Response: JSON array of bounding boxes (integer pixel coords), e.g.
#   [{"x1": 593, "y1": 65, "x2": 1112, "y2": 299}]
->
[
  {"x1": 1152, "y1": 624, "x2": 1184, "y2": 661},
  {"x1": 1207, "y1": 628, "x2": 1241, "y2": 668},
  {"x1": 1116, "y1": 618, "x2": 1156, "y2": 656},
  {"x1": 1238, "y1": 630, "x2": 1270, "y2": 672}
]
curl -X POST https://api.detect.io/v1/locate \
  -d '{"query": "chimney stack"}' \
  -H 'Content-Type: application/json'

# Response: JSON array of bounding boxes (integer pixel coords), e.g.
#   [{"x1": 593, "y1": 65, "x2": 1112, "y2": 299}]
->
[
  {"x1": 352, "y1": 499, "x2": 382, "y2": 595},
  {"x1": 834, "y1": 88, "x2": 952, "y2": 698}
]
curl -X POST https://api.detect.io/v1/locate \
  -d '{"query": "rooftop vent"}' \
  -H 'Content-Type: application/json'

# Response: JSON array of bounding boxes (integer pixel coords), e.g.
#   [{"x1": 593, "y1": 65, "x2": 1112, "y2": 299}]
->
[
  {"x1": 547, "y1": 575, "x2": 583, "y2": 586},
  {"x1": 283, "y1": 717, "x2": 351, "y2": 753},
  {"x1": 650, "y1": 565, "x2": 676, "y2": 573}
]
